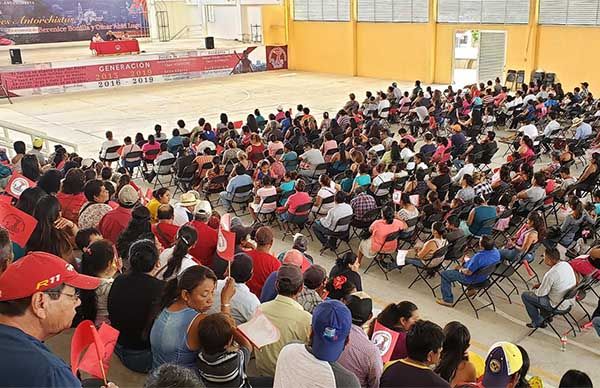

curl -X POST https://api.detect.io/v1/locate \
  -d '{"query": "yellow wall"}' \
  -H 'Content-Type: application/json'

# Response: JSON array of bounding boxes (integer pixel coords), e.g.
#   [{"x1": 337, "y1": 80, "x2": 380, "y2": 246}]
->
[
  {"x1": 356, "y1": 23, "x2": 431, "y2": 81},
  {"x1": 262, "y1": 4, "x2": 287, "y2": 45},
  {"x1": 288, "y1": 21, "x2": 355, "y2": 75},
  {"x1": 536, "y1": 26, "x2": 600, "y2": 91},
  {"x1": 261, "y1": 0, "x2": 600, "y2": 89}
]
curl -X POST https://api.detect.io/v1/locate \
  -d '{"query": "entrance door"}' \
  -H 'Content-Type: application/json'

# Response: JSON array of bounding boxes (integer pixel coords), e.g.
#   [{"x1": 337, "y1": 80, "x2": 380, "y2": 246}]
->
[{"x1": 477, "y1": 31, "x2": 507, "y2": 83}]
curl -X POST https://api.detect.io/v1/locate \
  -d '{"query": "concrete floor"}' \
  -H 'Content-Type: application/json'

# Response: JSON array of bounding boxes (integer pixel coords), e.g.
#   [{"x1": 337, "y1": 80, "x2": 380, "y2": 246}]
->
[{"x1": 2, "y1": 69, "x2": 599, "y2": 386}]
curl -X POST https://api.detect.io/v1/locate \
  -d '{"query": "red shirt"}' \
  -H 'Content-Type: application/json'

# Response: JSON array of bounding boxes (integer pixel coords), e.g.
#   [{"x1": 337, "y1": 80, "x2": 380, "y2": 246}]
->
[
  {"x1": 285, "y1": 192, "x2": 312, "y2": 214},
  {"x1": 98, "y1": 206, "x2": 132, "y2": 244},
  {"x1": 56, "y1": 192, "x2": 87, "y2": 224},
  {"x1": 152, "y1": 222, "x2": 179, "y2": 250},
  {"x1": 246, "y1": 249, "x2": 281, "y2": 296},
  {"x1": 188, "y1": 220, "x2": 218, "y2": 267},
  {"x1": 142, "y1": 142, "x2": 161, "y2": 160}
]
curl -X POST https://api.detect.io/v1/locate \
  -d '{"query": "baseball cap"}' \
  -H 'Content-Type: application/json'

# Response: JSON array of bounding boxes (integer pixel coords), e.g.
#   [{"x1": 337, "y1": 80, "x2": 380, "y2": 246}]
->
[
  {"x1": 277, "y1": 105, "x2": 283, "y2": 111},
  {"x1": 303, "y1": 264, "x2": 326, "y2": 290},
  {"x1": 0, "y1": 252, "x2": 101, "y2": 301},
  {"x1": 345, "y1": 291, "x2": 373, "y2": 325},
  {"x1": 118, "y1": 184, "x2": 139, "y2": 206},
  {"x1": 32, "y1": 138, "x2": 43, "y2": 148},
  {"x1": 276, "y1": 264, "x2": 303, "y2": 291},
  {"x1": 311, "y1": 299, "x2": 352, "y2": 362},
  {"x1": 482, "y1": 342, "x2": 523, "y2": 388}
]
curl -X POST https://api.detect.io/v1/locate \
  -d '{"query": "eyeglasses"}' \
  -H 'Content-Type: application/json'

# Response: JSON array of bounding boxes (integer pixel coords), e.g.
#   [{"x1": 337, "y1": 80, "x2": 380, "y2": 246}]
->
[{"x1": 45, "y1": 289, "x2": 80, "y2": 301}]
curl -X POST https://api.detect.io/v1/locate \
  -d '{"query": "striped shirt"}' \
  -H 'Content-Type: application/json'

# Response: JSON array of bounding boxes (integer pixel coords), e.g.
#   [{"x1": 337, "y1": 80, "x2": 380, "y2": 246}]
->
[{"x1": 198, "y1": 347, "x2": 251, "y2": 388}]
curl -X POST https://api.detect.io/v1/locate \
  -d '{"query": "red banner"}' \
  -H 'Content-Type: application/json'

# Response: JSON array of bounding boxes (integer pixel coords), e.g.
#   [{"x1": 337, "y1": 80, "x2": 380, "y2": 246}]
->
[
  {"x1": 266, "y1": 46, "x2": 288, "y2": 71},
  {"x1": 217, "y1": 213, "x2": 236, "y2": 262},
  {"x1": 0, "y1": 202, "x2": 38, "y2": 249},
  {"x1": 6, "y1": 173, "x2": 36, "y2": 199},
  {"x1": 371, "y1": 320, "x2": 400, "y2": 363},
  {"x1": 90, "y1": 40, "x2": 140, "y2": 55}
]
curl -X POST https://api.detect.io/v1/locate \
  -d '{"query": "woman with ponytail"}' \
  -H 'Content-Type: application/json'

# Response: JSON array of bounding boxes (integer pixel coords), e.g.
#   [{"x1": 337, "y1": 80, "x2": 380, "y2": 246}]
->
[
  {"x1": 434, "y1": 321, "x2": 477, "y2": 385},
  {"x1": 157, "y1": 225, "x2": 198, "y2": 281},
  {"x1": 150, "y1": 265, "x2": 235, "y2": 369},
  {"x1": 146, "y1": 187, "x2": 171, "y2": 223},
  {"x1": 116, "y1": 205, "x2": 152, "y2": 261},
  {"x1": 108, "y1": 239, "x2": 164, "y2": 373},
  {"x1": 78, "y1": 239, "x2": 121, "y2": 326},
  {"x1": 367, "y1": 301, "x2": 420, "y2": 361}
]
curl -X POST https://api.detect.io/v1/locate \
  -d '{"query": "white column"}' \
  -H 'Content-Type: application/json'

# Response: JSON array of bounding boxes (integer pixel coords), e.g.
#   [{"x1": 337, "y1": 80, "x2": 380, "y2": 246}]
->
[{"x1": 148, "y1": 0, "x2": 160, "y2": 41}]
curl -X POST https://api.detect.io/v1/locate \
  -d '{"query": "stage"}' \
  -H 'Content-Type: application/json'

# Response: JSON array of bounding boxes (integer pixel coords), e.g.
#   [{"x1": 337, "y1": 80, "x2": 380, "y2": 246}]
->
[{"x1": 0, "y1": 39, "x2": 287, "y2": 98}]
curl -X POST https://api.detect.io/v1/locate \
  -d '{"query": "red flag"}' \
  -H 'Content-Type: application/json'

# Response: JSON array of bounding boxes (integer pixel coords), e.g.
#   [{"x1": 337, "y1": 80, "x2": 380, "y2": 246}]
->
[
  {"x1": 79, "y1": 323, "x2": 119, "y2": 380},
  {"x1": 217, "y1": 213, "x2": 235, "y2": 262},
  {"x1": 71, "y1": 321, "x2": 119, "y2": 381},
  {"x1": 0, "y1": 194, "x2": 12, "y2": 204},
  {"x1": 6, "y1": 173, "x2": 36, "y2": 199},
  {"x1": 0, "y1": 202, "x2": 37, "y2": 247},
  {"x1": 371, "y1": 320, "x2": 400, "y2": 363},
  {"x1": 233, "y1": 120, "x2": 243, "y2": 129}
]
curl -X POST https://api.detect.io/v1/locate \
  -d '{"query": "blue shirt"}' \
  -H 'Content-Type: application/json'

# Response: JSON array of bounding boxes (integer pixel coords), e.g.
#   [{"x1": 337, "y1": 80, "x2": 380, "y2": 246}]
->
[
  {"x1": 575, "y1": 122, "x2": 592, "y2": 140},
  {"x1": 226, "y1": 174, "x2": 253, "y2": 195},
  {"x1": 0, "y1": 324, "x2": 82, "y2": 387},
  {"x1": 167, "y1": 136, "x2": 183, "y2": 154},
  {"x1": 259, "y1": 271, "x2": 278, "y2": 303},
  {"x1": 465, "y1": 248, "x2": 500, "y2": 284},
  {"x1": 354, "y1": 174, "x2": 371, "y2": 187}
]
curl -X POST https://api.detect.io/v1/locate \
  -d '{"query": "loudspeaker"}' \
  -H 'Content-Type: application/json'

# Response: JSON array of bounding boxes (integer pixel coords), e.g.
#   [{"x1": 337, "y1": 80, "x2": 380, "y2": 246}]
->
[
  {"x1": 205, "y1": 36, "x2": 214, "y2": 50},
  {"x1": 9, "y1": 48, "x2": 22, "y2": 65}
]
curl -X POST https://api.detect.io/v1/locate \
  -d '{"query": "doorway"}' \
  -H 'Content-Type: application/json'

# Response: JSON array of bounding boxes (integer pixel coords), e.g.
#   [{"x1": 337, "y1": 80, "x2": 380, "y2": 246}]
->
[{"x1": 453, "y1": 30, "x2": 506, "y2": 87}]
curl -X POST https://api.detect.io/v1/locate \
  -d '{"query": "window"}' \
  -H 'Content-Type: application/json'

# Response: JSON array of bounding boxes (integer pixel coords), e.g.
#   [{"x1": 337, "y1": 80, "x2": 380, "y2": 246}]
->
[
  {"x1": 206, "y1": 5, "x2": 216, "y2": 23},
  {"x1": 437, "y1": 0, "x2": 529, "y2": 23},
  {"x1": 357, "y1": 0, "x2": 429, "y2": 22},
  {"x1": 294, "y1": 0, "x2": 350, "y2": 21},
  {"x1": 539, "y1": 0, "x2": 600, "y2": 25}
]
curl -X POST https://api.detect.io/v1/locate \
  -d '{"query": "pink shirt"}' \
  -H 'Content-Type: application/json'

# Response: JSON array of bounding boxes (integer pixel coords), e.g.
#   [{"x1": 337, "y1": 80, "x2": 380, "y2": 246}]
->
[
  {"x1": 142, "y1": 142, "x2": 161, "y2": 160},
  {"x1": 370, "y1": 219, "x2": 405, "y2": 253},
  {"x1": 285, "y1": 192, "x2": 312, "y2": 214}
]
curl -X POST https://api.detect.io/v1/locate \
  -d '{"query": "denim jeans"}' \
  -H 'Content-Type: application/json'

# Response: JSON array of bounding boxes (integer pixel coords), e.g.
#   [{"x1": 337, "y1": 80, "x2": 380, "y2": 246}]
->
[
  {"x1": 440, "y1": 269, "x2": 470, "y2": 303},
  {"x1": 593, "y1": 317, "x2": 600, "y2": 337},
  {"x1": 114, "y1": 343, "x2": 152, "y2": 373},
  {"x1": 521, "y1": 291, "x2": 553, "y2": 327},
  {"x1": 219, "y1": 191, "x2": 234, "y2": 210},
  {"x1": 499, "y1": 248, "x2": 533, "y2": 263},
  {"x1": 312, "y1": 221, "x2": 333, "y2": 248},
  {"x1": 405, "y1": 258, "x2": 425, "y2": 268}
]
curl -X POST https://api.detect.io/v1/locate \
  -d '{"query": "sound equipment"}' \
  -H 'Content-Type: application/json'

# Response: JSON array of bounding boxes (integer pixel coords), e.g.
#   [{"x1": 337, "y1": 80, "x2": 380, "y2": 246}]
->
[
  {"x1": 9, "y1": 48, "x2": 22, "y2": 65},
  {"x1": 205, "y1": 36, "x2": 215, "y2": 50}
]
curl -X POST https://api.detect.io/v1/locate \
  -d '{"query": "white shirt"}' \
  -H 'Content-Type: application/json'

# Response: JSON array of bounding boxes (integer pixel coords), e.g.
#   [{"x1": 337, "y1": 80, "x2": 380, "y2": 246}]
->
[
  {"x1": 523, "y1": 94, "x2": 537, "y2": 105},
  {"x1": 173, "y1": 204, "x2": 193, "y2": 226},
  {"x1": 519, "y1": 123, "x2": 538, "y2": 141},
  {"x1": 320, "y1": 203, "x2": 353, "y2": 231},
  {"x1": 197, "y1": 140, "x2": 216, "y2": 153},
  {"x1": 100, "y1": 139, "x2": 120, "y2": 160},
  {"x1": 543, "y1": 120, "x2": 561, "y2": 138},
  {"x1": 413, "y1": 106, "x2": 429, "y2": 122},
  {"x1": 377, "y1": 99, "x2": 390, "y2": 118},
  {"x1": 506, "y1": 97, "x2": 523, "y2": 109},
  {"x1": 274, "y1": 343, "x2": 337, "y2": 388},
  {"x1": 453, "y1": 163, "x2": 475, "y2": 184},
  {"x1": 400, "y1": 147, "x2": 415, "y2": 162},
  {"x1": 206, "y1": 281, "x2": 260, "y2": 325},
  {"x1": 535, "y1": 261, "x2": 576, "y2": 309},
  {"x1": 393, "y1": 87, "x2": 403, "y2": 101},
  {"x1": 178, "y1": 127, "x2": 190, "y2": 135},
  {"x1": 158, "y1": 247, "x2": 197, "y2": 281},
  {"x1": 368, "y1": 144, "x2": 385, "y2": 154}
]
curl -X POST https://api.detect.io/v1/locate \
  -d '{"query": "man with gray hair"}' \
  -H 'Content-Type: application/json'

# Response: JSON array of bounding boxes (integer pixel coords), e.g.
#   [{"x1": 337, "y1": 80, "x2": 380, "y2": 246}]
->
[
  {"x1": 145, "y1": 364, "x2": 205, "y2": 388},
  {"x1": 0, "y1": 227, "x2": 13, "y2": 275}
]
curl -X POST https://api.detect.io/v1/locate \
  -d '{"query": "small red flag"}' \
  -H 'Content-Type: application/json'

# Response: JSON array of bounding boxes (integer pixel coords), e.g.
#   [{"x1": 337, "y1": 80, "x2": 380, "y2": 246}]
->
[
  {"x1": 233, "y1": 120, "x2": 243, "y2": 129},
  {"x1": 71, "y1": 320, "x2": 119, "y2": 381},
  {"x1": 372, "y1": 320, "x2": 400, "y2": 363},
  {"x1": 217, "y1": 213, "x2": 236, "y2": 262},
  {"x1": 0, "y1": 202, "x2": 37, "y2": 247},
  {"x1": 6, "y1": 173, "x2": 36, "y2": 199}
]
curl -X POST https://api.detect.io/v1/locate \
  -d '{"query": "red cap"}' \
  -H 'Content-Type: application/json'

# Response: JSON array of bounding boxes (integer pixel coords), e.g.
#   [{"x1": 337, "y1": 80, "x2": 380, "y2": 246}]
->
[{"x1": 0, "y1": 251, "x2": 101, "y2": 301}]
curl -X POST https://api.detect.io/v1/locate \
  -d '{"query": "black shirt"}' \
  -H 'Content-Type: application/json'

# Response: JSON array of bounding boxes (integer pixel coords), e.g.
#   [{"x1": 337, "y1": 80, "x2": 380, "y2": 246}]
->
[
  {"x1": 108, "y1": 272, "x2": 165, "y2": 350},
  {"x1": 329, "y1": 266, "x2": 363, "y2": 291},
  {"x1": 381, "y1": 359, "x2": 450, "y2": 388}
]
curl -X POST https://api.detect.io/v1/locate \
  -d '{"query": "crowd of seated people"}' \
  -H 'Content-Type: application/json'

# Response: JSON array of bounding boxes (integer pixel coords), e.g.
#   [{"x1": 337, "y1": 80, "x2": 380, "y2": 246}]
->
[{"x1": 0, "y1": 77, "x2": 598, "y2": 387}]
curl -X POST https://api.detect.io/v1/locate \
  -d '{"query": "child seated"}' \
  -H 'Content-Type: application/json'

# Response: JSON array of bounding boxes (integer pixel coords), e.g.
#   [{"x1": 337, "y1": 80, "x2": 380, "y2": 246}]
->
[{"x1": 197, "y1": 313, "x2": 253, "y2": 388}]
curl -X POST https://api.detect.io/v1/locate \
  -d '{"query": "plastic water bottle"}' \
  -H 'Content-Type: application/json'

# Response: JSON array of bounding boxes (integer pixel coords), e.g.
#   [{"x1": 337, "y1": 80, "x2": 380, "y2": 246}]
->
[{"x1": 560, "y1": 336, "x2": 567, "y2": 351}]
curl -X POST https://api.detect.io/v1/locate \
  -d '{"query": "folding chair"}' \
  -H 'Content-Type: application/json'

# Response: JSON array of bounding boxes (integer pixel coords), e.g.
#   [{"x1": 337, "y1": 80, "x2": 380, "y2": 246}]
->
[
  {"x1": 173, "y1": 163, "x2": 198, "y2": 195},
  {"x1": 527, "y1": 283, "x2": 585, "y2": 339},
  {"x1": 575, "y1": 272, "x2": 600, "y2": 322},
  {"x1": 203, "y1": 175, "x2": 228, "y2": 208},
  {"x1": 229, "y1": 184, "x2": 254, "y2": 216},
  {"x1": 398, "y1": 217, "x2": 421, "y2": 249},
  {"x1": 451, "y1": 263, "x2": 499, "y2": 319},
  {"x1": 153, "y1": 157, "x2": 176, "y2": 189},
  {"x1": 143, "y1": 148, "x2": 160, "y2": 170},
  {"x1": 254, "y1": 194, "x2": 279, "y2": 226},
  {"x1": 311, "y1": 195, "x2": 335, "y2": 220},
  {"x1": 122, "y1": 150, "x2": 144, "y2": 179},
  {"x1": 320, "y1": 214, "x2": 354, "y2": 259},
  {"x1": 364, "y1": 230, "x2": 402, "y2": 280},
  {"x1": 407, "y1": 245, "x2": 448, "y2": 297},
  {"x1": 99, "y1": 145, "x2": 121, "y2": 166},
  {"x1": 281, "y1": 202, "x2": 314, "y2": 241},
  {"x1": 466, "y1": 218, "x2": 498, "y2": 252},
  {"x1": 350, "y1": 207, "x2": 381, "y2": 240},
  {"x1": 373, "y1": 180, "x2": 393, "y2": 205}
]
